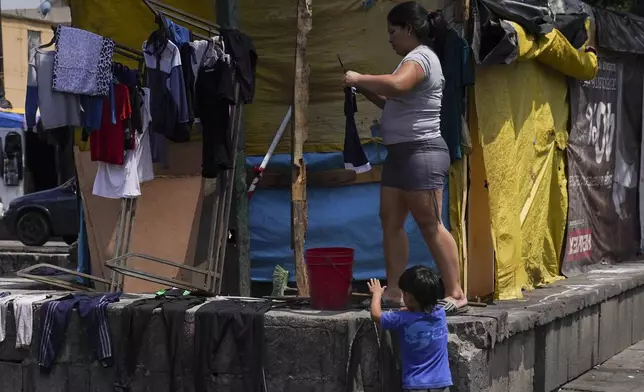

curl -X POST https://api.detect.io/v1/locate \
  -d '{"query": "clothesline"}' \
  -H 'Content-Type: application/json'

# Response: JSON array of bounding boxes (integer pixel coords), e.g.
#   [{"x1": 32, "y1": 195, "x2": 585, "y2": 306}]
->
[{"x1": 142, "y1": 0, "x2": 217, "y2": 41}]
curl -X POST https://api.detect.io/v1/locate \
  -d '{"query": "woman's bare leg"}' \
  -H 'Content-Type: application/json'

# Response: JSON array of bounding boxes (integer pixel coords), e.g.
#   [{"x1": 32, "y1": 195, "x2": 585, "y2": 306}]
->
[
  {"x1": 405, "y1": 189, "x2": 467, "y2": 308},
  {"x1": 380, "y1": 186, "x2": 409, "y2": 303}
]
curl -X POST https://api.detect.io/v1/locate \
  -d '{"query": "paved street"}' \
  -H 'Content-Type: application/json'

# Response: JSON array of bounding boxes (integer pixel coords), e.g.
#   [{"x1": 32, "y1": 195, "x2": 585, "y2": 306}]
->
[{"x1": 560, "y1": 339, "x2": 644, "y2": 392}]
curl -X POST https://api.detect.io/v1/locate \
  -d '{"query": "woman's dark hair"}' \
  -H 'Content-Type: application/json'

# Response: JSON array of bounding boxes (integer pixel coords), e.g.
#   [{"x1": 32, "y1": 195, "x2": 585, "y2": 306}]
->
[
  {"x1": 387, "y1": 1, "x2": 448, "y2": 59},
  {"x1": 398, "y1": 265, "x2": 441, "y2": 312}
]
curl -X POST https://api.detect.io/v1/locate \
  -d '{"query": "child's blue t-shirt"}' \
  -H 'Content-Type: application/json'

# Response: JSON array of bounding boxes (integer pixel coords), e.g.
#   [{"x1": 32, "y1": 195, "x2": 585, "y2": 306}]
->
[{"x1": 380, "y1": 308, "x2": 452, "y2": 389}]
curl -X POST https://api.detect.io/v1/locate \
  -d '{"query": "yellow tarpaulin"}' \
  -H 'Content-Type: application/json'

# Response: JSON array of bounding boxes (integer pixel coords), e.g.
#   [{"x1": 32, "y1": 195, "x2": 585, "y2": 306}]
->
[
  {"x1": 473, "y1": 22, "x2": 597, "y2": 300},
  {"x1": 68, "y1": 0, "x2": 416, "y2": 155}
]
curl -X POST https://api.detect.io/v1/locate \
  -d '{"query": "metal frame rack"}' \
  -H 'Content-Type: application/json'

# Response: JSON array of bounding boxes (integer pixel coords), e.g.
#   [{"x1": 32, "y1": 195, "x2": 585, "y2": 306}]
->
[
  {"x1": 19, "y1": 1, "x2": 242, "y2": 295},
  {"x1": 104, "y1": 0, "x2": 244, "y2": 295}
]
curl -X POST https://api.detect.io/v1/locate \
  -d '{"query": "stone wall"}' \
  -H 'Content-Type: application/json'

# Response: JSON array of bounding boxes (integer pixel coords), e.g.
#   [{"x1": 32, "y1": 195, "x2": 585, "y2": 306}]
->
[{"x1": 1, "y1": 262, "x2": 644, "y2": 392}]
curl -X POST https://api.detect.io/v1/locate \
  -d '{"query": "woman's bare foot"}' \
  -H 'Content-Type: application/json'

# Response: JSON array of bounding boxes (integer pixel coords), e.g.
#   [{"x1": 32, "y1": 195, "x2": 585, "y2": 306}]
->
[
  {"x1": 443, "y1": 295, "x2": 468, "y2": 308},
  {"x1": 382, "y1": 288, "x2": 404, "y2": 306}
]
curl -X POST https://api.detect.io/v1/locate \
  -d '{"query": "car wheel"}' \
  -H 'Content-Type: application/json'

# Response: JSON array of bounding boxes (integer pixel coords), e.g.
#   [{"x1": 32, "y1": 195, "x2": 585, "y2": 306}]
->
[
  {"x1": 16, "y1": 211, "x2": 51, "y2": 247},
  {"x1": 62, "y1": 235, "x2": 78, "y2": 246}
]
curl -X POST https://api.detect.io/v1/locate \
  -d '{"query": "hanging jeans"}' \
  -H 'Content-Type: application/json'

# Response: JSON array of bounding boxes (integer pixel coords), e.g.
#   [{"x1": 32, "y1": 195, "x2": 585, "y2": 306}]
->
[
  {"x1": 195, "y1": 61, "x2": 235, "y2": 179},
  {"x1": 114, "y1": 296, "x2": 206, "y2": 392},
  {"x1": 194, "y1": 299, "x2": 272, "y2": 392}
]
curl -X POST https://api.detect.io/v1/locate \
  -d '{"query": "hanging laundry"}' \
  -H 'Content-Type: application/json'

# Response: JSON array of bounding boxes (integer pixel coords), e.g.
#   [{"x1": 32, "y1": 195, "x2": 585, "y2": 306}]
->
[
  {"x1": 14, "y1": 294, "x2": 50, "y2": 348},
  {"x1": 80, "y1": 95, "x2": 104, "y2": 132},
  {"x1": 26, "y1": 127, "x2": 58, "y2": 190},
  {"x1": 0, "y1": 294, "x2": 12, "y2": 343},
  {"x1": 50, "y1": 126, "x2": 75, "y2": 185},
  {"x1": 180, "y1": 44, "x2": 196, "y2": 125},
  {"x1": 440, "y1": 29, "x2": 475, "y2": 162},
  {"x1": 149, "y1": 131, "x2": 169, "y2": 167},
  {"x1": 221, "y1": 29, "x2": 258, "y2": 103},
  {"x1": 196, "y1": 58, "x2": 235, "y2": 179},
  {"x1": 92, "y1": 87, "x2": 154, "y2": 199},
  {"x1": 137, "y1": 88, "x2": 155, "y2": 182},
  {"x1": 39, "y1": 292, "x2": 121, "y2": 369},
  {"x1": 0, "y1": 294, "x2": 56, "y2": 348},
  {"x1": 344, "y1": 87, "x2": 371, "y2": 173},
  {"x1": 129, "y1": 88, "x2": 143, "y2": 133},
  {"x1": 114, "y1": 295, "x2": 206, "y2": 391},
  {"x1": 90, "y1": 84, "x2": 131, "y2": 166},
  {"x1": 52, "y1": 26, "x2": 115, "y2": 96},
  {"x1": 143, "y1": 38, "x2": 191, "y2": 142},
  {"x1": 113, "y1": 63, "x2": 144, "y2": 134},
  {"x1": 164, "y1": 17, "x2": 191, "y2": 46},
  {"x1": 190, "y1": 37, "x2": 225, "y2": 78},
  {"x1": 194, "y1": 299, "x2": 273, "y2": 392},
  {"x1": 76, "y1": 203, "x2": 91, "y2": 284},
  {"x1": 25, "y1": 50, "x2": 81, "y2": 130}
]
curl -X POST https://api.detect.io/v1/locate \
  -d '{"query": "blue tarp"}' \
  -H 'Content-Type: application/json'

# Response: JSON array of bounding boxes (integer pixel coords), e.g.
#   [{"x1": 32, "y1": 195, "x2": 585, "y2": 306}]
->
[
  {"x1": 0, "y1": 111, "x2": 24, "y2": 129},
  {"x1": 246, "y1": 142, "x2": 450, "y2": 282}
]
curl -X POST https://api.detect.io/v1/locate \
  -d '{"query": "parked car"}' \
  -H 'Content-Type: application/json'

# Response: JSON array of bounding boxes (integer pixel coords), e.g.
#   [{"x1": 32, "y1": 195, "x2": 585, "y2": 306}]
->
[{"x1": 3, "y1": 178, "x2": 79, "y2": 246}]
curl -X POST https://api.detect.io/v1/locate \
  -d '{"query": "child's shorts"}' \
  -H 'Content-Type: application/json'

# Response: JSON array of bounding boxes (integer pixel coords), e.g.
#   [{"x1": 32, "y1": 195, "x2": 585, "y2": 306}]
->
[{"x1": 404, "y1": 388, "x2": 450, "y2": 392}]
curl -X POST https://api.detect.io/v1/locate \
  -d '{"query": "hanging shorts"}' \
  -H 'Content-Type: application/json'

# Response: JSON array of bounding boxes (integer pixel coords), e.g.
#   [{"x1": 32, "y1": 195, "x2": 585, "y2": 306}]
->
[{"x1": 381, "y1": 137, "x2": 450, "y2": 191}]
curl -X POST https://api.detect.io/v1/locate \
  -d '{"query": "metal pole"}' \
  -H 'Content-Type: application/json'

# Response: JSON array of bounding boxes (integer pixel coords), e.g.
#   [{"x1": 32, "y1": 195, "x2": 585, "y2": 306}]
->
[{"x1": 215, "y1": 0, "x2": 251, "y2": 296}]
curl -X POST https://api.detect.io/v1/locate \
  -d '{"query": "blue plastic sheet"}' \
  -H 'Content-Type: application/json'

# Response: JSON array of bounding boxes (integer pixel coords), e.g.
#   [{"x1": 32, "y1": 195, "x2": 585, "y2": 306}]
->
[
  {"x1": 246, "y1": 141, "x2": 387, "y2": 171},
  {"x1": 247, "y1": 144, "x2": 450, "y2": 281},
  {"x1": 0, "y1": 111, "x2": 24, "y2": 129}
]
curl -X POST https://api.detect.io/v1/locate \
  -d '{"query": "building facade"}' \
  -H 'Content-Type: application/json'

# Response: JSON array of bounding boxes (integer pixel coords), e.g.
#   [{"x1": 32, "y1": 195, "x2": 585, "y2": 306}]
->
[{"x1": 1, "y1": 3, "x2": 71, "y2": 110}]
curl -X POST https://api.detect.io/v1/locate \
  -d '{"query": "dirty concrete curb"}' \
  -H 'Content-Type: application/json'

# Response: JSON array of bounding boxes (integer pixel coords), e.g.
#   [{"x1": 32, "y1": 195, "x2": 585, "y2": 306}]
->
[{"x1": 0, "y1": 262, "x2": 643, "y2": 392}]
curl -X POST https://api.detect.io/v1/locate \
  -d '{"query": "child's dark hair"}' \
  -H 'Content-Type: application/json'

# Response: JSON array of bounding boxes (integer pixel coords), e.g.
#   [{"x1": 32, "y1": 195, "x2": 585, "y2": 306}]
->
[{"x1": 398, "y1": 265, "x2": 441, "y2": 311}]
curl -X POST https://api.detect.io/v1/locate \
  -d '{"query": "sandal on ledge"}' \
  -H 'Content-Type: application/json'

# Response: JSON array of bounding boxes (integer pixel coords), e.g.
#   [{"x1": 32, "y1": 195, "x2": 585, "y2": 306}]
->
[{"x1": 438, "y1": 299, "x2": 470, "y2": 316}]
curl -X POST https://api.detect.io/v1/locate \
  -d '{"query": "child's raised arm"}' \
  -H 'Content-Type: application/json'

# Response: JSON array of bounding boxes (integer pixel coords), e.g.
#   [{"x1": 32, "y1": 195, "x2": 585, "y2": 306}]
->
[{"x1": 367, "y1": 278, "x2": 386, "y2": 322}]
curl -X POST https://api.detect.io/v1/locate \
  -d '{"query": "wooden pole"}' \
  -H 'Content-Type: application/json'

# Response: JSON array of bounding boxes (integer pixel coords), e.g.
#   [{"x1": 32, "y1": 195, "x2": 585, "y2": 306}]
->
[{"x1": 292, "y1": 0, "x2": 312, "y2": 296}]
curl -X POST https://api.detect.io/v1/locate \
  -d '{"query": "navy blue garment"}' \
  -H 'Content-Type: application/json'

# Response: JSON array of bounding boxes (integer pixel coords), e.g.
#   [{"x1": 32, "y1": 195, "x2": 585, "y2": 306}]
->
[
  {"x1": 80, "y1": 95, "x2": 104, "y2": 132},
  {"x1": 38, "y1": 292, "x2": 122, "y2": 369},
  {"x1": 343, "y1": 87, "x2": 371, "y2": 173},
  {"x1": 75, "y1": 202, "x2": 91, "y2": 286},
  {"x1": 440, "y1": 29, "x2": 474, "y2": 161},
  {"x1": 380, "y1": 308, "x2": 452, "y2": 390},
  {"x1": 0, "y1": 292, "x2": 9, "y2": 298}
]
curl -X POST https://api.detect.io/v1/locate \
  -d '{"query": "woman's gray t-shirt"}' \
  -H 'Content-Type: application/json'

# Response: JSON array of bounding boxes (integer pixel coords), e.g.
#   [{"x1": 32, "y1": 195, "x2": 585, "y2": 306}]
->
[{"x1": 380, "y1": 45, "x2": 444, "y2": 145}]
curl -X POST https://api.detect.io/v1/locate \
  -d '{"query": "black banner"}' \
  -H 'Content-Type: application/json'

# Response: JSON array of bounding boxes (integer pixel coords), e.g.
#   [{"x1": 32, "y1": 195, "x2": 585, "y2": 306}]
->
[{"x1": 563, "y1": 54, "x2": 641, "y2": 276}]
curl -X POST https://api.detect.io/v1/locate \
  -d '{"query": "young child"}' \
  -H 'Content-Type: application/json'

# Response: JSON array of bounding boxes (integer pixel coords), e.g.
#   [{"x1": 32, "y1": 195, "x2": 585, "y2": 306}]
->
[{"x1": 368, "y1": 265, "x2": 452, "y2": 392}]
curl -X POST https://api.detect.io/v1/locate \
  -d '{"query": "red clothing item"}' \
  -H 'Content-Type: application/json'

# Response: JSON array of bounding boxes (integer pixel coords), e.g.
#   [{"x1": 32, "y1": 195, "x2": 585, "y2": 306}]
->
[{"x1": 90, "y1": 84, "x2": 132, "y2": 165}]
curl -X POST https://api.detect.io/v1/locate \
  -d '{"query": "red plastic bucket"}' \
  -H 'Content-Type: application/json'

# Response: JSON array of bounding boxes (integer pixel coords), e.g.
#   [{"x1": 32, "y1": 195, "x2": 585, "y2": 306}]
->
[{"x1": 305, "y1": 247, "x2": 354, "y2": 310}]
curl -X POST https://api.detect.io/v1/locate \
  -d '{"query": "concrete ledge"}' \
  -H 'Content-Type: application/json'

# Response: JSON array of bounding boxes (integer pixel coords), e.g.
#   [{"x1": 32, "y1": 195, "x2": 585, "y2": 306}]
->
[
  {"x1": 0, "y1": 250, "x2": 73, "y2": 277},
  {"x1": 0, "y1": 261, "x2": 643, "y2": 392}
]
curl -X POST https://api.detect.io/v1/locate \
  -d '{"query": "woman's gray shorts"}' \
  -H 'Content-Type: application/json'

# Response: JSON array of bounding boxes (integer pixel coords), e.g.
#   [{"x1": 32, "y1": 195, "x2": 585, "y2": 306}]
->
[{"x1": 381, "y1": 137, "x2": 450, "y2": 191}]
